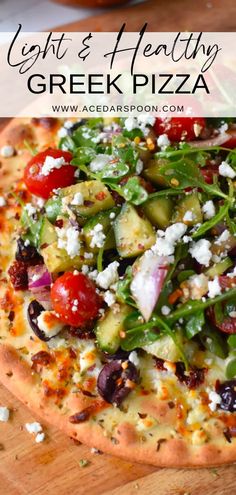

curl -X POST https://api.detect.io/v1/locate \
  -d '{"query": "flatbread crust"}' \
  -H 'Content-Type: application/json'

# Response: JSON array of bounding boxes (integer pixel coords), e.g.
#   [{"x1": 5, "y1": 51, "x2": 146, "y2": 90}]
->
[{"x1": 0, "y1": 118, "x2": 236, "y2": 467}]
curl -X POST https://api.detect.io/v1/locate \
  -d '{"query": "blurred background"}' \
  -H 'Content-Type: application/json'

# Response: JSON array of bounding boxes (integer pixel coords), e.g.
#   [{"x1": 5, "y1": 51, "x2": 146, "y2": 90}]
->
[{"x1": 0, "y1": 0, "x2": 144, "y2": 31}]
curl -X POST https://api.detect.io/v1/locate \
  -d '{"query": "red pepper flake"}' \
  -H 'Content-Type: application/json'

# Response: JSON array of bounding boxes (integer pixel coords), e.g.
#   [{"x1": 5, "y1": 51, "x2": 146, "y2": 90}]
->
[
  {"x1": 95, "y1": 191, "x2": 106, "y2": 201},
  {"x1": 8, "y1": 261, "x2": 28, "y2": 291}
]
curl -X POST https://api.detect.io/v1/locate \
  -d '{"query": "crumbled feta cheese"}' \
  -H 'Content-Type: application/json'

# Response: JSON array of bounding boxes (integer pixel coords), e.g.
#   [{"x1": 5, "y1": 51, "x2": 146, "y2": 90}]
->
[
  {"x1": 229, "y1": 311, "x2": 236, "y2": 318},
  {"x1": 64, "y1": 120, "x2": 74, "y2": 129},
  {"x1": 35, "y1": 432, "x2": 45, "y2": 443},
  {"x1": 41, "y1": 155, "x2": 66, "y2": 176},
  {"x1": 184, "y1": 274, "x2": 209, "y2": 300},
  {"x1": 71, "y1": 192, "x2": 84, "y2": 206},
  {"x1": 228, "y1": 266, "x2": 236, "y2": 278},
  {"x1": 0, "y1": 406, "x2": 10, "y2": 422},
  {"x1": 89, "y1": 223, "x2": 106, "y2": 249},
  {"x1": 57, "y1": 127, "x2": 68, "y2": 138},
  {"x1": 0, "y1": 196, "x2": 6, "y2": 207},
  {"x1": 89, "y1": 154, "x2": 111, "y2": 172},
  {"x1": 161, "y1": 305, "x2": 171, "y2": 316},
  {"x1": 165, "y1": 223, "x2": 187, "y2": 244},
  {"x1": 152, "y1": 223, "x2": 187, "y2": 256},
  {"x1": 219, "y1": 122, "x2": 228, "y2": 133},
  {"x1": 109, "y1": 212, "x2": 116, "y2": 220},
  {"x1": 183, "y1": 210, "x2": 195, "y2": 222},
  {"x1": 81, "y1": 264, "x2": 89, "y2": 275},
  {"x1": 96, "y1": 261, "x2": 119, "y2": 290},
  {"x1": 135, "y1": 159, "x2": 143, "y2": 175},
  {"x1": 37, "y1": 311, "x2": 64, "y2": 338},
  {"x1": 36, "y1": 198, "x2": 45, "y2": 209},
  {"x1": 189, "y1": 239, "x2": 212, "y2": 267},
  {"x1": 79, "y1": 343, "x2": 98, "y2": 373},
  {"x1": 219, "y1": 161, "x2": 236, "y2": 179},
  {"x1": 0, "y1": 145, "x2": 14, "y2": 158},
  {"x1": 25, "y1": 203, "x2": 37, "y2": 217},
  {"x1": 157, "y1": 133, "x2": 170, "y2": 150},
  {"x1": 186, "y1": 406, "x2": 206, "y2": 425},
  {"x1": 25, "y1": 422, "x2": 42, "y2": 434},
  {"x1": 124, "y1": 117, "x2": 137, "y2": 132},
  {"x1": 104, "y1": 290, "x2": 116, "y2": 307},
  {"x1": 202, "y1": 200, "x2": 216, "y2": 220},
  {"x1": 208, "y1": 390, "x2": 222, "y2": 411},
  {"x1": 183, "y1": 235, "x2": 192, "y2": 244},
  {"x1": 208, "y1": 276, "x2": 222, "y2": 298},
  {"x1": 124, "y1": 115, "x2": 155, "y2": 136},
  {"x1": 57, "y1": 226, "x2": 81, "y2": 258},
  {"x1": 128, "y1": 351, "x2": 140, "y2": 367},
  {"x1": 215, "y1": 229, "x2": 230, "y2": 245},
  {"x1": 193, "y1": 122, "x2": 203, "y2": 137}
]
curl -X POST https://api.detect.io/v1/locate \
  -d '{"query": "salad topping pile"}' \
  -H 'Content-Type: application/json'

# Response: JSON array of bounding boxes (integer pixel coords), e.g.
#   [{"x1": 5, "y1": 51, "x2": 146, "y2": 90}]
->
[{"x1": 6, "y1": 115, "x2": 236, "y2": 414}]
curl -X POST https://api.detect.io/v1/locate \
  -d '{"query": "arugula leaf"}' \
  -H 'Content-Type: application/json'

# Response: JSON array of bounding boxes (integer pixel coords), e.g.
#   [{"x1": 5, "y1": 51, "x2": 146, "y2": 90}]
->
[
  {"x1": 166, "y1": 287, "x2": 236, "y2": 324},
  {"x1": 72, "y1": 125, "x2": 101, "y2": 148},
  {"x1": 122, "y1": 177, "x2": 148, "y2": 205},
  {"x1": 101, "y1": 161, "x2": 129, "y2": 180},
  {"x1": 226, "y1": 212, "x2": 236, "y2": 235},
  {"x1": 199, "y1": 326, "x2": 228, "y2": 359},
  {"x1": 116, "y1": 266, "x2": 136, "y2": 307},
  {"x1": 121, "y1": 327, "x2": 161, "y2": 351},
  {"x1": 73, "y1": 147, "x2": 96, "y2": 165},
  {"x1": 157, "y1": 157, "x2": 227, "y2": 199},
  {"x1": 185, "y1": 311, "x2": 205, "y2": 339},
  {"x1": 58, "y1": 136, "x2": 77, "y2": 154},
  {"x1": 192, "y1": 202, "x2": 229, "y2": 238}
]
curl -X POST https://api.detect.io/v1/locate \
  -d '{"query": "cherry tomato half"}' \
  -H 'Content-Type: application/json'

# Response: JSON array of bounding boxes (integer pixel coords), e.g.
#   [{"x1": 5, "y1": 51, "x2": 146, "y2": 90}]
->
[
  {"x1": 51, "y1": 272, "x2": 102, "y2": 327},
  {"x1": 207, "y1": 305, "x2": 236, "y2": 334},
  {"x1": 154, "y1": 117, "x2": 206, "y2": 142},
  {"x1": 24, "y1": 149, "x2": 75, "y2": 199}
]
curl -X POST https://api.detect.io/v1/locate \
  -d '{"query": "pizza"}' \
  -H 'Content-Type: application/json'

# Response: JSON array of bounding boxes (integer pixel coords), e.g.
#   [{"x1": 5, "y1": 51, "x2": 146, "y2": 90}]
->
[{"x1": 1, "y1": 114, "x2": 236, "y2": 467}]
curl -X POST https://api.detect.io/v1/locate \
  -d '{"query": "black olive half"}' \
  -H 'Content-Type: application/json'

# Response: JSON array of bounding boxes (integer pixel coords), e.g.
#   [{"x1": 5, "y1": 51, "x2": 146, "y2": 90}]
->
[
  {"x1": 97, "y1": 360, "x2": 139, "y2": 407},
  {"x1": 217, "y1": 380, "x2": 236, "y2": 412},
  {"x1": 27, "y1": 300, "x2": 50, "y2": 342},
  {"x1": 16, "y1": 238, "x2": 43, "y2": 264}
]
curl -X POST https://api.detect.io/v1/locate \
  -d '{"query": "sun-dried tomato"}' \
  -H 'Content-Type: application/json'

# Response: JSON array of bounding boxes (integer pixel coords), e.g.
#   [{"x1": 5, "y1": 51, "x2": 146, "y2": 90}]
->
[
  {"x1": 8, "y1": 261, "x2": 28, "y2": 290},
  {"x1": 175, "y1": 362, "x2": 206, "y2": 389},
  {"x1": 31, "y1": 351, "x2": 53, "y2": 368}
]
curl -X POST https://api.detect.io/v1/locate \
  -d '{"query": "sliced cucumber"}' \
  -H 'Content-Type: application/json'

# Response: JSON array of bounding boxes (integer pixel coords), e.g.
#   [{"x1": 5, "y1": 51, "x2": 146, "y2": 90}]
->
[
  {"x1": 41, "y1": 242, "x2": 95, "y2": 273},
  {"x1": 173, "y1": 193, "x2": 202, "y2": 226},
  {"x1": 143, "y1": 197, "x2": 173, "y2": 229},
  {"x1": 45, "y1": 197, "x2": 62, "y2": 223},
  {"x1": 61, "y1": 180, "x2": 115, "y2": 219},
  {"x1": 83, "y1": 207, "x2": 120, "y2": 253},
  {"x1": 39, "y1": 218, "x2": 57, "y2": 248},
  {"x1": 95, "y1": 304, "x2": 132, "y2": 354},
  {"x1": 114, "y1": 203, "x2": 156, "y2": 258},
  {"x1": 142, "y1": 334, "x2": 181, "y2": 362},
  {"x1": 143, "y1": 158, "x2": 169, "y2": 186}
]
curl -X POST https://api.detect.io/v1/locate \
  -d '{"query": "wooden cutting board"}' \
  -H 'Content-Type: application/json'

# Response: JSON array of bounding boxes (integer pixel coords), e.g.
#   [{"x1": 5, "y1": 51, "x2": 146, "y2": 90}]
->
[{"x1": 1, "y1": 1, "x2": 236, "y2": 493}]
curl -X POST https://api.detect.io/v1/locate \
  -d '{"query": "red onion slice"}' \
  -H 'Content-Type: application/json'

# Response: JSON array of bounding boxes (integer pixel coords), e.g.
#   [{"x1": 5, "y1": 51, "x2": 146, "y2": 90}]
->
[
  {"x1": 188, "y1": 132, "x2": 229, "y2": 148},
  {"x1": 28, "y1": 265, "x2": 52, "y2": 290},
  {"x1": 130, "y1": 252, "x2": 169, "y2": 322}
]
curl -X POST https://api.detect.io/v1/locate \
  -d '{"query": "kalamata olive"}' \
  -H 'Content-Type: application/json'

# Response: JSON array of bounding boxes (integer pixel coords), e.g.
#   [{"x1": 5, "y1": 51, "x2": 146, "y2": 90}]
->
[
  {"x1": 97, "y1": 360, "x2": 139, "y2": 406},
  {"x1": 216, "y1": 380, "x2": 236, "y2": 412},
  {"x1": 68, "y1": 119, "x2": 87, "y2": 135},
  {"x1": 27, "y1": 300, "x2": 50, "y2": 341},
  {"x1": 103, "y1": 349, "x2": 130, "y2": 361},
  {"x1": 16, "y1": 238, "x2": 43, "y2": 264},
  {"x1": 175, "y1": 362, "x2": 206, "y2": 389}
]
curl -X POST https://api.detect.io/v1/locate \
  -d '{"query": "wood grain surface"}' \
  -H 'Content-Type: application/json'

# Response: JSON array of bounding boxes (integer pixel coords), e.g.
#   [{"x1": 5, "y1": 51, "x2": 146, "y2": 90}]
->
[
  {"x1": 1, "y1": 2, "x2": 236, "y2": 493},
  {"x1": 0, "y1": 382, "x2": 235, "y2": 495}
]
